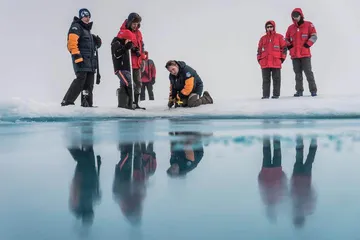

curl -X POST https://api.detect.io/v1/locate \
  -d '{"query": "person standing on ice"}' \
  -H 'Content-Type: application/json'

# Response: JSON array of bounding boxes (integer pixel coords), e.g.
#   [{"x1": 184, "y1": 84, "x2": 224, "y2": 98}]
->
[
  {"x1": 165, "y1": 60, "x2": 213, "y2": 108},
  {"x1": 115, "y1": 12, "x2": 147, "y2": 109},
  {"x1": 61, "y1": 8, "x2": 102, "y2": 107},
  {"x1": 257, "y1": 20, "x2": 287, "y2": 99},
  {"x1": 285, "y1": 8, "x2": 318, "y2": 97},
  {"x1": 140, "y1": 52, "x2": 156, "y2": 101},
  {"x1": 111, "y1": 30, "x2": 145, "y2": 109}
]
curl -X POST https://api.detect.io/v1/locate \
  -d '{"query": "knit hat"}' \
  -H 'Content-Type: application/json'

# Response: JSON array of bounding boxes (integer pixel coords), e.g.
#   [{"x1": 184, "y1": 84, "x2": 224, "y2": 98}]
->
[{"x1": 79, "y1": 8, "x2": 91, "y2": 19}]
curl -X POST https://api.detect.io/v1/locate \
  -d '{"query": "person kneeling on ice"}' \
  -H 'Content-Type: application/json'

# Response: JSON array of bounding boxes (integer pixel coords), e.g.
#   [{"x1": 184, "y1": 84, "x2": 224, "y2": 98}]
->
[{"x1": 165, "y1": 60, "x2": 213, "y2": 108}]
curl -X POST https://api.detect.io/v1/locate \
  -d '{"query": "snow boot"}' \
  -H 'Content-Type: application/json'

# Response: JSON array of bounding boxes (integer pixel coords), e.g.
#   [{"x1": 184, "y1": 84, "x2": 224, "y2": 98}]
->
[
  {"x1": 134, "y1": 94, "x2": 146, "y2": 110},
  {"x1": 61, "y1": 100, "x2": 75, "y2": 106},
  {"x1": 271, "y1": 96, "x2": 279, "y2": 99},
  {"x1": 202, "y1": 91, "x2": 213, "y2": 104},
  {"x1": 81, "y1": 90, "x2": 92, "y2": 107},
  {"x1": 262, "y1": 96, "x2": 269, "y2": 99},
  {"x1": 311, "y1": 92, "x2": 317, "y2": 97},
  {"x1": 294, "y1": 91, "x2": 303, "y2": 97}
]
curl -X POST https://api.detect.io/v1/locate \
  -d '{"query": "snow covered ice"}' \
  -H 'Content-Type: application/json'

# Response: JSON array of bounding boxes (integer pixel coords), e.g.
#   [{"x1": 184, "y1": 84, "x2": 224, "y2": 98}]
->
[{"x1": 1, "y1": 94, "x2": 360, "y2": 122}]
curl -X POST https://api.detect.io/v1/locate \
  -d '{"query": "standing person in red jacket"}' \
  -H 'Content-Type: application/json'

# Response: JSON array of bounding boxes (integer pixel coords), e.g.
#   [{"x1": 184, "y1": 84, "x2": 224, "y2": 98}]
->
[
  {"x1": 257, "y1": 20, "x2": 287, "y2": 99},
  {"x1": 285, "y1": 8, "x2": 318, "y2": 97},
  {"x1": 117, "y1": 12, "x2": 147, "y2": 108},
  {"x1": 140, "y1": 51, "x2": 156, "y2": 101}
]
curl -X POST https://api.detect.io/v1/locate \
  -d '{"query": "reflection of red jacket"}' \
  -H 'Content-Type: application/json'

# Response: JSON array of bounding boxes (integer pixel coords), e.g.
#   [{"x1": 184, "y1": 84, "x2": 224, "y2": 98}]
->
[
  {"x1": 291, "y1": 175, "x2": 316, "y2": 216},
  {"x1": 258, "y1": 167, "x2": 287, "y2": 205},
  {"x1": 285, "y1": 8, "x2": 317, "y2": 59},
  {"x1": 257, "y1": 20, "x2": 287, "y2": 69},
  {"x1": 117, "y1": 20, "x2": 146, "y2": 69},
  {"x1": 141, "y1": 59, "x2": 156, "y2": 83}
]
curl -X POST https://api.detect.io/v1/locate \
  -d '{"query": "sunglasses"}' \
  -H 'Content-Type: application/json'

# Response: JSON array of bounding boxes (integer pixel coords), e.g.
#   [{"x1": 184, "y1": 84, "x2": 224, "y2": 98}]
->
[{"x1": 266, "y1": 26, "x2": 273, "y2": 29}]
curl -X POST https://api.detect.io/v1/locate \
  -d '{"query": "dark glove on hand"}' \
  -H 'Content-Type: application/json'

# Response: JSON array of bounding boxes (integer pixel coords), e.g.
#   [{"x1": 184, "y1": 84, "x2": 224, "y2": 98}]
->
[
  {"x1": 287, "y1": 44, "x2": 293, "y2": 50},
  {"x1": 168, "y1": 100, "x2": 174, "y2": 108},
  {"x1": 125, "y1": 41, "x2": 133, "y2": 50},
  {"x1": 92, "y1": 34, "x2": 102, "y2": 48},
  {"x1": 151, "y1": 78, "x2": 155, "y2": 85},
  {"x1": 132, "y1": 47, "x2": 141, "y2": 57},
  {"x1": 303, "y1": 43, "x2": 310, "y2": 48},
  {"x1": 96, "y1": 72, "x2": 101, "y2": 85},
  {"x1": 281, "y1": 58, "x2": 284, "y2": 63}
]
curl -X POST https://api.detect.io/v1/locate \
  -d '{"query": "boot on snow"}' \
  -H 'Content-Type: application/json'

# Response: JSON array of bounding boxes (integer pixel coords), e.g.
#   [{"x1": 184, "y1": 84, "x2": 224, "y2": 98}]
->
[
  {"x1": 201, "y1": 91, "x2": 213, "y2": 104},
  {"x1": 134, "y1": 94, "x2": 146, "y2": 110},
  {"x1": 294, "y1": 91, "x2": 303, "y2": 97}
]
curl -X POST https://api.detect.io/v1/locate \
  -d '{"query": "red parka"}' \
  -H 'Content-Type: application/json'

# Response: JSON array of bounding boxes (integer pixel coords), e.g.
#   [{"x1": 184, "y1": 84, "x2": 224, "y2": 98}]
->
[
  {"x1": 257, "y1": 20, "x2": 287, "y2": 69},
  {"x1": 285, "y1": 8, "x2": 317, "y2": 59},
  {"x1": 117, "y1": 20, "x2": 146, "y2": 69}
]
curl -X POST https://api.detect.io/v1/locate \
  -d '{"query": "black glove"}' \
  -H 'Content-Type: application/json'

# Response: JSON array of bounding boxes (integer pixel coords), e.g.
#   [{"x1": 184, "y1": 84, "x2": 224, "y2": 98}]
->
[
  {"x1": 303, "y1": 43, "x2": 310, "y2": 48},
  {"x1": 151, "y1": 78, "x2": 155, "y2": 85},
  {"x1": 281, "y1": 58, "x2": 284, "y2": 63},
  {"x1": 125, "y1": 41, "x2": 133, "y2": 50},
  {"x1": 131, "y1": 47, "x2": 141, "y2": 57},
  {"x1": 92, "y1": 34, "x2": 102, "y2": 48},
  {"x1": 287, "y1": 44, "x2": 293, "y2": 50},
  {"x1": 168, "y1": 100, "x2": 174, "y2": 108},
  {"x1": 96, "y1": 72, "x2": 101, "y2": 85}
]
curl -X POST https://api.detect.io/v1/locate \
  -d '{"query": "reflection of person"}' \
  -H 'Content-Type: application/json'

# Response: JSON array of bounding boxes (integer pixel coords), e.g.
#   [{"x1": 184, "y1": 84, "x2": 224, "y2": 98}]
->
[
  {"x1": 141, "y1": 142, "x2": 157, "y2": 177},
  {"x1": 112, "y1": 141, "x2": 156, "y2": 225},
  {"x1": 258, "y1": 136, "x2": 287, "y2": 222},
  {"x1": 291, "y1": 136, "x2": 317, "y2": 228},
  {"x1": 167, "y1": 132, "x2": 205, "y2": 177},
  {"x1": 68, "y1": 124, "x2": 101, "y2": 226}
]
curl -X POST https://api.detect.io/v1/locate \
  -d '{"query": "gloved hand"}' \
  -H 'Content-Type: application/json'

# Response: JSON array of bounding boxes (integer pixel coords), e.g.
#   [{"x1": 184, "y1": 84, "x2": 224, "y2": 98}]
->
[
  {"x1": 303, "y1": 43, "x2": 310, "y2": 48},
  {"x1": 174, "y1": 99, "x2": 183, "y2": 108},
  {"x1": 131, "y1": 47, "x2": 141, "y2": 57},
  {"x1": 96, "y1": 72, "x2": 101, "y2": 84},
  {"x1": 287, "y1": 44, "x2": 293, "y2": 50},
  {"x1": 125, "y1": 41, "x2": 133, "y2": 50},
  {"x1": 92, "y1": 34, "x2": 102, "y2": 48},
  {"x1": 168, "y1": 99, "x2": 174, "y2": 108},
  {"x1": 151, "y1": 78, "x2": 155, "y2": 85},
  {"x1": 281, "y1": 58, "x2": 285, "y2": 63}
]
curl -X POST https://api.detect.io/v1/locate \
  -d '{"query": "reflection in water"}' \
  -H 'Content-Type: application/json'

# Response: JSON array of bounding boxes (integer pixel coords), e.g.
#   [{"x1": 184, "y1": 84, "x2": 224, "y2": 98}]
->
[
  {"x1": 167, "y1": 132, "x2": 211, "y2": 177},
  {"x1": 258, "y1": 135, "x2": 318, "y2": 226},
  {"x1": 291, "y1": 135, "x2": 317, "y2": 228},
  {"x1": 258, "y1": 135, "x2": 288, "y2": 223},
  {"x1": 67, "y1": 123, "x2": 102, "y2": 227},
  {"x1": 112, "y1": 140, "x2": 157, "y2": 226}
]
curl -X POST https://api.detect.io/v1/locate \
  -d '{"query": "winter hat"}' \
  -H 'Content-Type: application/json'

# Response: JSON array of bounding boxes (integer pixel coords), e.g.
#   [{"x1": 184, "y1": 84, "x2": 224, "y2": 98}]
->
[
  {"x1": 127, "y1": 12, "x2": 142, "y2": 23},
  {"x1": 79, "y1": 8, "x2": 91, "y2": 19}
]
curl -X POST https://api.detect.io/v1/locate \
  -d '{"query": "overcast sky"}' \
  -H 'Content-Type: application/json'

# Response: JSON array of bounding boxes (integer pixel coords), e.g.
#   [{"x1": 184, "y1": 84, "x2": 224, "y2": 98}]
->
[{"x1": 0, "y1": 0, "x2": 359, "y2": 105}]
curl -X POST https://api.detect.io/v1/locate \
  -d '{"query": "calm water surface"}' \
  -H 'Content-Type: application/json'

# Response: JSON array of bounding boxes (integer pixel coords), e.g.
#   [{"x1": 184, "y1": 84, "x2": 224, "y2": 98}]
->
[{"x1": 1, "y1": 119, "x2": 360, "y2": 240}]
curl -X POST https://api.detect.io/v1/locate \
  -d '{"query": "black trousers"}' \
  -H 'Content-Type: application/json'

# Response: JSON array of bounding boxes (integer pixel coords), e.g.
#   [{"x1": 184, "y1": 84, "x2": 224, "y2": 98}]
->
[
  {"x1": 262, "y1": 68, "x2": 281, "y2": 97},
  {"x1": 62, "y1": 72, "x2": 94, "y2": 107},
  {"x1": 140, "y1": 82, "x2": 154, "y2": 100},
  {"x1": 292, "y1": 57, "x2": 317, "y2": 93}
]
